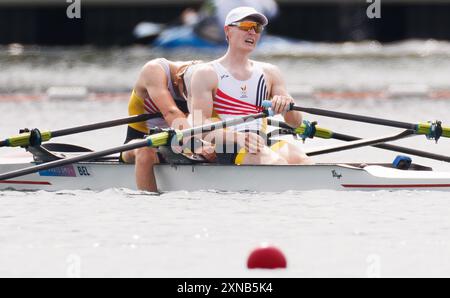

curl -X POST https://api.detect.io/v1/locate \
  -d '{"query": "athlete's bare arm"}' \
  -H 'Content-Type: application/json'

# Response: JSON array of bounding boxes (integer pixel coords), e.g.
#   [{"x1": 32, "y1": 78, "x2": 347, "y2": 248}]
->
[
  {"x1": 190, "y1": 64, "x2": 229, "y2": 143},
  {"x1": 264, "y1": 63, "x2": 302, "y2": 128},
  {"x1": 190, "y1": 64, "x2": 217, "y2": 123},
  {"x1": 137, "y1": 61, "x2": 190, "y2": 130}
]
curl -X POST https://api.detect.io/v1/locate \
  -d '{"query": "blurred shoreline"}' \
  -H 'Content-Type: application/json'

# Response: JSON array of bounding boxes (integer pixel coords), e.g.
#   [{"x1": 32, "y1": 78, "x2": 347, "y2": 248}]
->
[{"x1": 1, "y1": 1, "x2": 450, "y2": 45}]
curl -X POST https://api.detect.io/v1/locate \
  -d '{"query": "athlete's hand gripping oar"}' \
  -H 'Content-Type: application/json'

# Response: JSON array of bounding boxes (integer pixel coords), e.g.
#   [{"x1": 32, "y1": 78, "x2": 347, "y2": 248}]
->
[
  {"x1": 0, "y1": 111, "x2": 270, "y2": 181},
  {"x1": 288, "y1": 104, "x2": 450, "y2": 142},
  {"x1": 0, "y1": 114, "x2": 157, "y2": 148},
  {"x1": 268, "y1": 119, "x2": 450, "y2": 163}
]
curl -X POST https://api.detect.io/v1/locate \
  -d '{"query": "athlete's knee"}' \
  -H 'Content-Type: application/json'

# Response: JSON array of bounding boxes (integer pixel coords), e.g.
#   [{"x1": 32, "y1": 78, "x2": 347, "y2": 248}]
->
[
  {"x1": 278, "y1": 143, "x2": 311, "y2": 164},
  {"x1": 135, "y1": 147, "x2": 159, "y2": 165},
  {"x1": 259, "y1": 147, "x2": 288, "y2": 165},
  {"x1": 121, "y1": 150, "x2": 135, "y2": 164}
]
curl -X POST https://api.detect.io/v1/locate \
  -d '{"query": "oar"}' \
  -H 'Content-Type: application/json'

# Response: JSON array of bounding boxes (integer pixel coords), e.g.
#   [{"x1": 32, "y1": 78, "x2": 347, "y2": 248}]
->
[
  {"x1": 304, "y1": 130, "x2": 415, "y2": 156},
  {"x1": 268, "y1": 119, "x2": 450, "y2": 162},
  {"x1": 330, "y1": 132, "x2": 450, "y2": 162},
  {"x1": 0, "y1": 114, "x2": 156, "y2": 148},
  {"x1": 289, "y1": 104, "x2": 450, "y2": 141},
  {"x1": 0, "y1": 111, "x2": 269, "y2": 181}
]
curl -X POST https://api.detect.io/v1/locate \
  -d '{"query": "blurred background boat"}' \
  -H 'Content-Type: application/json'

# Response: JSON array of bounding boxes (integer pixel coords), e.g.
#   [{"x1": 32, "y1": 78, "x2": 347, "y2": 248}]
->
[{"x1": 2, "y1": 0, "x2": 450, "y2": 46}]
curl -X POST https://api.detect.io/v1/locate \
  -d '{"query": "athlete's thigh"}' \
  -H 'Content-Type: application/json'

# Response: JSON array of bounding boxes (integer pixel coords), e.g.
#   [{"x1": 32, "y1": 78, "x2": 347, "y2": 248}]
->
[
  {"x1": 273, "y1": 141, "x2": 312, "y2": 165},
  {"x1": 241, "y1": 146, "x2": 287, "y2": 165}
]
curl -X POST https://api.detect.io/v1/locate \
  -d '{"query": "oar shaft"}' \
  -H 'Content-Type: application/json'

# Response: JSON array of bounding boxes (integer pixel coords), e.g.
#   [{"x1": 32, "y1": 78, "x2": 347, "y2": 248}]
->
[
  {"x1": 305, "y1": 130, "x2": 415, "y2": 156},
  {"x1": 292, "y1": 106, "x2": 416, "y2": 130},
  {"x1": 332, "y1": 133, "x2": 450, "y2": 163},
  {"x1": 51, "y1": 114, "x2": 154, "y2": 138}
]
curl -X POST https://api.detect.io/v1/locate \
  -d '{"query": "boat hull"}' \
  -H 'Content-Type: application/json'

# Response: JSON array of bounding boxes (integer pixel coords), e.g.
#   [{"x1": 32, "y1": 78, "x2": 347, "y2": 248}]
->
[
  {"x1": 155, "y1": 164, "x2": 450, "y2": 192},
  {"x1": 1, "y1": 157, "x2": 449, "y2": 192}
]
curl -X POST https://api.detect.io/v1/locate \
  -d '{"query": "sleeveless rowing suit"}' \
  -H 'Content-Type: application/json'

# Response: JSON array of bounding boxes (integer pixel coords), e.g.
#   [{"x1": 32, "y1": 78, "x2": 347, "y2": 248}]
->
[
  {"x1": 211, "y1": 61, "x2": 287, "y2": 164},
  {"x1": 125, "y1": 58, "x2": 189, "y2": 142},
  {"x1": 212, "y1": 61, "x2": 267, "y2": 133}
]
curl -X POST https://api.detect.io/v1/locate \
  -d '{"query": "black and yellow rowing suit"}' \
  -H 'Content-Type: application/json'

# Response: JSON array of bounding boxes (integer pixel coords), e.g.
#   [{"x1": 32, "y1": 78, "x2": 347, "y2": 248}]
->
[{"x1": 124, "y1": 58, "x2": 189, "y2": 144}]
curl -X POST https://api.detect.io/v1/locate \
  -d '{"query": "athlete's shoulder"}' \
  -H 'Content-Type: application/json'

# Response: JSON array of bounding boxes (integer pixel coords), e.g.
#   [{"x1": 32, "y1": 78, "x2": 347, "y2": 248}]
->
[
  {"x1": 254, "y1": 61, "x2": 281, "y2": 82},
  {"x1": 253, "y1": 61, "x2": 279, "y2": 74},
  {"x1": 193, "y1": 61, "x2": 217, "y2": 74},
  {"x1": 137, "y1": 59, "x2": 170, "y2": 88},
  {"x1": 191, "y1": 62, "x2": 218, "y2": 86},
  {"x1": 141, "y1": 58, "x2": 167, "y2": 74}
]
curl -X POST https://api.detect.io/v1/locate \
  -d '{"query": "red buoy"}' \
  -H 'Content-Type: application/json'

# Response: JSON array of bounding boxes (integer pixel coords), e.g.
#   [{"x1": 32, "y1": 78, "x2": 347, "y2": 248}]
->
[{"x1": 247, "y1": 246, "x2": 287, "y2": 269}]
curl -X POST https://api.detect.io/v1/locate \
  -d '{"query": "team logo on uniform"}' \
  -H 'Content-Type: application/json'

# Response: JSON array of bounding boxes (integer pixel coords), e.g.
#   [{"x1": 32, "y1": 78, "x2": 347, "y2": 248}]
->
[{"x1": 240, "y1": 85, "x2": 248, "y2": 98}]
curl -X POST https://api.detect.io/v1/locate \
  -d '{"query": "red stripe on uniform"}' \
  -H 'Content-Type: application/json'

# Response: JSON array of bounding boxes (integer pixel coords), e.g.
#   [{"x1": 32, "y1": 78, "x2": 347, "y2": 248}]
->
[
  {"x1": 214, "y1": 95, "x2": 260, "y2": 112},
  {"x1": 214, "y1": 100, "x2": 259, "y2": 114},
  {"x1": 216, "y1": 89, "x2": 261, "y2": 110},
  {"x1": 144, "y1": 97, "x2": 159, "y2": 113},
  {"x1": 144, "y1": 104, "x2": 157, "y2": 114},
  {"x1": 144, "y1": 100, "x2": 159, "y2": 114}
]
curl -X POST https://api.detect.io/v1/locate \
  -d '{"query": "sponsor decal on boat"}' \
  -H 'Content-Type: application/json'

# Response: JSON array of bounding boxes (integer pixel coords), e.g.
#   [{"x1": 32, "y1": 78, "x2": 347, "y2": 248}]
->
[
  {"x1": 332, "y1": 170, "x2": 343, "y2": 179},
  {"x1": 39, "y1": 165, "x2": 77, "y2": 177}
]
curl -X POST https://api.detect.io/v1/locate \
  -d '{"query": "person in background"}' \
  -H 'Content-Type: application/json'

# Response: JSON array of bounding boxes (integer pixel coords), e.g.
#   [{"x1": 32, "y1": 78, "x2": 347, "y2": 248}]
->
[{"x1": 187, "y1": 0, "x2": 279, "y2": 43}]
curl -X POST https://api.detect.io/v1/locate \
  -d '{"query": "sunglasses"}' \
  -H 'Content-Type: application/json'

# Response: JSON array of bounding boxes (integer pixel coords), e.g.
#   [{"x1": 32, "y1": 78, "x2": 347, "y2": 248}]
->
[{"x1": 229, "y1": 21, "x2": 264, "y2": 33}]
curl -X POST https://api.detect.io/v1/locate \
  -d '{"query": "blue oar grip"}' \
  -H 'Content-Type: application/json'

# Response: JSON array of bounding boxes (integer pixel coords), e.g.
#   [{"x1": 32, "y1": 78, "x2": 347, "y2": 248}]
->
[
  {"x1": 262, "y1": 100, "x2": 272, "y2": 109},
  {"x1": 262, "y1": 100, "x2": 274, "y2": 117},
  {"x1": 262, "y1": 100, "x2": 295, "y2": 115}
]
